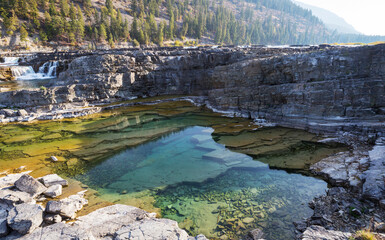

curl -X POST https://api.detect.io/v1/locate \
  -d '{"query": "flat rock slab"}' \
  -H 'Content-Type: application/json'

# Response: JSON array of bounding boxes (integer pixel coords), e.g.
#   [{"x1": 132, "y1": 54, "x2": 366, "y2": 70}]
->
[
  {"x1": 46, "y1": 192, "x2": 88, "y2": 219},
  {"x1": 43, "y1": 184, "x2": 62, "y2": 198},
  {"x1": 191, "y1": 135, "x2": 212, "y2": 144},
  {"x1": 18, "y1": 222, "x2": 94, "y2": 240},
  {"x1": 203, "y1": 149, "x2": 251, "y2": 166},
  {"x1": 302, "y1": 225, "x2": 351, "y2": 240},
  {"x1": 38, "y1": 174, "x2": 68, "y2": 187},
  {"x1": 7, "y1": 203, "x2": 44, "y2": 235},
  {"x1": 0, "y1": 171, "x2": 32, "y2": 189},
  {"x1": 14, "y1": 175, "x2": 47, "y2": 197},
  {"x1": 114, "y1": 218, "x2": 189, "y2": 240},
  {"x1": 74, "y1": 204, "x2": 149, "y2": 239}
]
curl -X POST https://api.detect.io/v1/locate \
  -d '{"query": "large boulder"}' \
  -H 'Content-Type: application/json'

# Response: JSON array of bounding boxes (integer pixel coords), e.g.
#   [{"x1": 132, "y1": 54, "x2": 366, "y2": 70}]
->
[
  {"x1": 38, "y1": 174, "x2": 68, "y2": 187},
  {"x1": 18, "y1": 222, "x2": 95, "y2": 240},
  {"x1": 7, "y1": 203, "x2": 44, "y2": 235},
  {"x1": 302, "y1": 225, "x2": 351, "y2": 240},
  {"x1": 114, "y1": 218, "x2": 189, "y2": 240},
  {"x1": 73, "y1": 204, "x2": 149, "y2": 238},
  {"x1": 14, "y1": 175, "x2": 47, "y2": 197},
  {"x1": 0, "y1": 189, "x2": 35, "y2": 210},
  {"x1": 0, "y1": 171, "x2": 32, "y2": 189},
  {"x1": 0, "y1": 207, "x2": 9, "y2": 237},
  {"x1": 45, "y1": 192, "x2": 88, "y2": 219}
]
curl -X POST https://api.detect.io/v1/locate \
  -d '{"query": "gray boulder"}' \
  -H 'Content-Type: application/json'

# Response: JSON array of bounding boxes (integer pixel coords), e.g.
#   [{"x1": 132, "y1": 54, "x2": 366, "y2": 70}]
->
[
  {"x1": 302, "y1": 225, "x2": 351, "y2": 240},
  {"x1": 46, "y1": 192, "x2": 88, "y2": 219},
  {"x1": 38, "y1": 174, "x2": 68, "y2": 187},
  {"x1": 114, "y1": 218, "x2": 189, "y2": 240},
  {"x1": 18, "y1": 222, "x2": 95, "y2": 240},
  {"x1": 0, "y1": 207, "x2": 9, "y2": 237},
  {"x1": 73, "y1": 204, "x2": 148, "y2": 238},
  {"x1": 0, "y1": 189, "x2": 35, "y2": 210},
  {"x1": 7, "y1": 203, "x2": 44, "y2": 235},
  {"x1": 43, "y1": 184, "x2": 62, "y2": 198},
  {"x1": 0, "y1": 171, "x2": 32, "y2": 189},
  {"x1": 14, "y1": 175, "x2": 47, "y2": 197}
]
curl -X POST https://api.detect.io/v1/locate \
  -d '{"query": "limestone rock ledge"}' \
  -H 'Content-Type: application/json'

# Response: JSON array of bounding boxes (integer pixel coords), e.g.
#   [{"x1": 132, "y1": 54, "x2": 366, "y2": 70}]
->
[
  {"x1": 0, "y1": 173, "x2": 207, "y2": 240},
  {"x1": 18, "y1": 204, "x2": 201, "y2": 240}
]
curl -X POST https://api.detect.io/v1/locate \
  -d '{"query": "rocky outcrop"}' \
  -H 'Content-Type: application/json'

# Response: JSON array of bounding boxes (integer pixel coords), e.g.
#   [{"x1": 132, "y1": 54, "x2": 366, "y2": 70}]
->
[
  {"x1": 0, "y1": 173, "x2": 207, "y2": 240},
  {"x1": 301, "y1": 225, "x2": 351, "y2": 240},
  {"x1": 7, "y1": 203, "x2": 44, "y2": 234},
  {"x1": 1, "y1": 45, "x2": 384, "y2": 136}
]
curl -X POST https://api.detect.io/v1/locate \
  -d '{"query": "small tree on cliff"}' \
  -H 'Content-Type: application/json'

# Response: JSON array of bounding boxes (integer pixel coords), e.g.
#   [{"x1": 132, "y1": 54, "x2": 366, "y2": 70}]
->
[{"x1": 20, "y1": 25, "x2": 28, "y2": 43}]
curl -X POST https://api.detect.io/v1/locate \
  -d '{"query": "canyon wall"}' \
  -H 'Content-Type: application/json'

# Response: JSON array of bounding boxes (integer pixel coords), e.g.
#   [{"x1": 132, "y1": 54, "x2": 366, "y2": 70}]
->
[{"x1": 0, "y1": 45, "x2": 384, "y2": 135}]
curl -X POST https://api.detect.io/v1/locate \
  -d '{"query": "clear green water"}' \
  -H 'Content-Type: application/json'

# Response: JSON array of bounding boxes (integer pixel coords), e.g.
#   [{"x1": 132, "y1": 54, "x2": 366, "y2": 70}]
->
[
  {"x1": 75, "y1": 125, "x2": 327, "y2": 239},
  {"x1": 0, "y1": 100, "x2": 345, "y2": 239}
]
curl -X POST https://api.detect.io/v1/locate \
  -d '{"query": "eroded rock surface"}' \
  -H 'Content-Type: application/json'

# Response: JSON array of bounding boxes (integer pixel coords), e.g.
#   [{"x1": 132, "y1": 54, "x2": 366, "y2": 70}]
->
[
  {"x1": 38, "y1": 174, "x2": 68, "y2": 187},
  {"x1": 45, "y1": 192, "x2": 88, "y2": 219},
  {"x1": 114, "y1": 218, "x2": 189, "y2": 240},
  {"x1": 1, "y1": 45, "x2": 384, "y2": 136},
  {"x1": 7, "y1": 203, "x2": 44, "y2": 234},
  {"x1": 301, "y1": 225, "x2": 351, "y2": 240},
  {"x1": 14, "y1": 175, "x2": 47, "y2": 197}
]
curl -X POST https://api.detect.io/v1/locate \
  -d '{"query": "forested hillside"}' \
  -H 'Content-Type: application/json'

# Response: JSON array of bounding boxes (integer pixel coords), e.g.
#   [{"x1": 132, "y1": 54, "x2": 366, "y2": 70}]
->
[{"x1": 0, "y1": 0, "x2": 384, "y2": 49}]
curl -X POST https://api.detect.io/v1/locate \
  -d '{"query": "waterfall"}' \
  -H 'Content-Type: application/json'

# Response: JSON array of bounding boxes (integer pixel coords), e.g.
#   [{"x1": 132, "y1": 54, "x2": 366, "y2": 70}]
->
[
  {"x1": 11, "y1": 66, "x2": 35, "y2": 78},
  {"x1": 13, "y1": 61, "x2": 58, "y2": 80},
  {"x1": 0, "y1": 57, "x2": 20, "y2": 66}
]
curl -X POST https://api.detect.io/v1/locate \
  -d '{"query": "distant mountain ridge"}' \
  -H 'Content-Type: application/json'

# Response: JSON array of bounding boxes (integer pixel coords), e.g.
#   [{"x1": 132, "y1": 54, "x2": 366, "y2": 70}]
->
[{"x1": 293, "y1": 1, "x2": 360, "y2": 34}]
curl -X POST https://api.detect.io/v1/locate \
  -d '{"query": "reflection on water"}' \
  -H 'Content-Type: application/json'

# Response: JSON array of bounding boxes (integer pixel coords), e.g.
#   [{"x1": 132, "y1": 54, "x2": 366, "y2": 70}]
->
[{"x1": 0, "y1": 100, "x2": 346, "y2": 239}]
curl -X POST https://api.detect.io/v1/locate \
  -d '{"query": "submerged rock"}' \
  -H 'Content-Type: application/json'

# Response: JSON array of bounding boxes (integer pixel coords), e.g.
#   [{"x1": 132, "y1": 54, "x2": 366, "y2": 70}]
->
[
  {"x1": 7, "y1": 203, "x2": 44, "y2": 235},
  {"x1": 14, "y1": 175, "x2": 47, "y2": 197}
]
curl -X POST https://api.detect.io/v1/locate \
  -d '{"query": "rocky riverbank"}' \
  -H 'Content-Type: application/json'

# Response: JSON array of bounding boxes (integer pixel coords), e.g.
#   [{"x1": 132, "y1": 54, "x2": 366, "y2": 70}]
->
[
  {"x1": 0, "y1": 45, "x2": 385, "y2": 239},
  {"x1": 294, "y1": 137, "x2": 385, "y2": 239},
  {"x1": 0, "y1": 172, "x2": 210, "y2": 240}
]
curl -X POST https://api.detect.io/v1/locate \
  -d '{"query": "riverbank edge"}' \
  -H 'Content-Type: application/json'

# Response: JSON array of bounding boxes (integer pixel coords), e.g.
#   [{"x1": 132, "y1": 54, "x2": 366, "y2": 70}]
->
[{"x1": 1, "y1": 96, "x2": 385, "y2": 239}]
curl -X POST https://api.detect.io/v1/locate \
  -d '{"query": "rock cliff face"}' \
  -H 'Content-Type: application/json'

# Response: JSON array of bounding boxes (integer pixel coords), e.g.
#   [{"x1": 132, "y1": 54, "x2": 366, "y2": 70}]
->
[{"x1": 0, "y1": 45, "x2": 384, "y2": 135}]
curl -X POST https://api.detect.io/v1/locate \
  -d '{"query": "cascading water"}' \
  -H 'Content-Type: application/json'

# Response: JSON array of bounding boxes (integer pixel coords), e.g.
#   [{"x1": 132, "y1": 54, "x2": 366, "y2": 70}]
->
[
  {"x1": 1, "y1": 57, "x2": 59, "y2": 80},
  {"x1": 0, "y1": 57, "x2": 20, "y2": 66}
]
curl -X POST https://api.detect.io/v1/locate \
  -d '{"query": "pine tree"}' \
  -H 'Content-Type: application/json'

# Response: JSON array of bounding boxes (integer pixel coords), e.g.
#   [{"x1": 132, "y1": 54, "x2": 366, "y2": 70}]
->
[
  {"x1": 20, "y1": 25, "x2": 28, "y2": 42},
  {"x1": 157, "y1": 22, "x2": 164, "y2": 46},
  {"x1": 108, "y1": 33, "x2": 114, "y2": 47},
  {"x1": 60, "y1": 0, "x2": 69, "y2": 17},
  {"x1": 99, "y1": 24, "x2": 107, "y2": 41}
]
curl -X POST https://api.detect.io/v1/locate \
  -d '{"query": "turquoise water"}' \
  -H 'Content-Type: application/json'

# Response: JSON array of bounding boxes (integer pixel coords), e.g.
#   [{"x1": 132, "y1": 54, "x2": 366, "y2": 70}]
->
[{"x1": 76, "y1": 125, "x2": 328, "y2": 239}]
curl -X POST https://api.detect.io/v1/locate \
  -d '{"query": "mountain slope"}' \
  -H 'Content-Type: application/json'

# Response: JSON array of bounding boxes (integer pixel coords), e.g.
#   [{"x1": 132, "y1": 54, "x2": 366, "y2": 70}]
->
[
  {"x1": 0, "y1": 0, "x2": 384, "y2": 50},
  {"x1": 294, "y1": 1, "x2": 360, "y2": 34}
]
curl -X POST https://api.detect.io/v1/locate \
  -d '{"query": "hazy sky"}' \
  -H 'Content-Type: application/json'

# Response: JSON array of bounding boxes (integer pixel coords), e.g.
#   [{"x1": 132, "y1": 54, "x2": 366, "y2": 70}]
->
[{"x1": 295, "y1": 0, "x2": 385, "y2": 36}]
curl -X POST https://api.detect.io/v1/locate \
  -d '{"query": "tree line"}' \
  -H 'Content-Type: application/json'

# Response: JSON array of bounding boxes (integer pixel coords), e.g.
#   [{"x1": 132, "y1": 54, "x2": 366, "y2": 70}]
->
[{"x1": 0, "y1": 0, "x2": 384, "y2": 47}]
